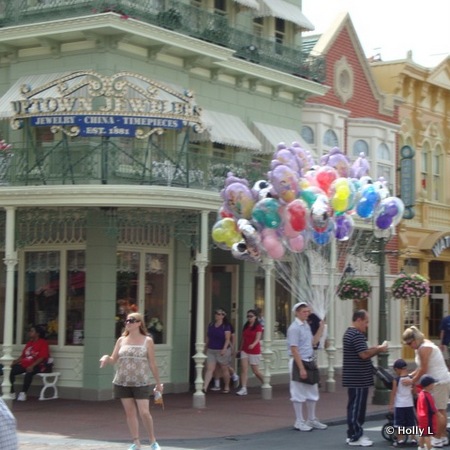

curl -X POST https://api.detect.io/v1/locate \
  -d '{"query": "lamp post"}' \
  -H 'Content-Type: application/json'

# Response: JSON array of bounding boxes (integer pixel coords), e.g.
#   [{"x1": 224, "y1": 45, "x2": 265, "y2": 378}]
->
[{"x1": 368, "y1": 227, "x2": 392, "y2": 405}]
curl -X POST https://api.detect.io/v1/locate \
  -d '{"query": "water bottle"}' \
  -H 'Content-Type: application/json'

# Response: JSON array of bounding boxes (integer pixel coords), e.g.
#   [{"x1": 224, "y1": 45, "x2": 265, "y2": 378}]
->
[{"x1": 154, "y1": 385, "x2": 163, "y2": 401}]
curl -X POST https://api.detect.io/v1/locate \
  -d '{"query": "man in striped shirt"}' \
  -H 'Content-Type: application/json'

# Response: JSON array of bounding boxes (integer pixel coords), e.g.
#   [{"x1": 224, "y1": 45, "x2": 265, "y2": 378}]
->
[{"x1": 342, "y1": 310, "x2": 388, "y2": 447}]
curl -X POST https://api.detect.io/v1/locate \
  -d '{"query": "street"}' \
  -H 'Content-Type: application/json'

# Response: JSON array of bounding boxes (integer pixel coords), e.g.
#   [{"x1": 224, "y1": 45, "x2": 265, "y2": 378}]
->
[{"x1": 18, "y1": 418, "x2": 403, "y2": 450}]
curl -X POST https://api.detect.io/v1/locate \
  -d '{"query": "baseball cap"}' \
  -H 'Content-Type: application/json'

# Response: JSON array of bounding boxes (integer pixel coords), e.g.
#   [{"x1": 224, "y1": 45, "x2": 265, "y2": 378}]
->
[
  {"x1": 419, "y1": 375, "x2": 437, "y2": 387},
  {"x1": 292, "y1": 302, "x2": 308, "y2": 313},
  {"x1": 393, "y1": 359, "x2": 407, "y2": 369}
]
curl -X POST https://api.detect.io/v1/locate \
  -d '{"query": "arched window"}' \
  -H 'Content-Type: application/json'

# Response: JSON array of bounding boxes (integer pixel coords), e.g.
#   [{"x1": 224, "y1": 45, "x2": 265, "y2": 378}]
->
[
  {"x1": 377, "y1": 143, "x2": 391, "y2": 161},
  {"x1": 352, "y1": 140, "x2": 369, "y2": 158},
  {"x1": 323, "y1": 129, "x2": 338, "y2": 147},
  {"x1": 301, "y1": 126, "x2": 314, "y2": 144},
  {"x1": 433, "y1": 144, "x2": 442, "y2": 202}
]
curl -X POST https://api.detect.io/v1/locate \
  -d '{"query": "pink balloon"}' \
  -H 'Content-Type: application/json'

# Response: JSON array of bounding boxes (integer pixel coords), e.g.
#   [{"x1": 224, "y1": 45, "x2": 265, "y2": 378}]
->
[
  {"x1": 283, "y1": 220, "x2": 300, "y2": 238},
  {"x1": 265, "y1": 241, "x2": 285, "y2": 259},
  {"x1": 288, "y1": 234, "x2": 305, "y2": 252}
]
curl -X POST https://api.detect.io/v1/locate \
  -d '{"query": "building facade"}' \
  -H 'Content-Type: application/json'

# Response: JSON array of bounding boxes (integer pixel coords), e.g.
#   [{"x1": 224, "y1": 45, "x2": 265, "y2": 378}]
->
[
  {"x1": 371, "y1": 53, "x2": 450, "y2": 360},
  {"x1": 0, "y1": 0, "x2": 329, "y2": 402}
]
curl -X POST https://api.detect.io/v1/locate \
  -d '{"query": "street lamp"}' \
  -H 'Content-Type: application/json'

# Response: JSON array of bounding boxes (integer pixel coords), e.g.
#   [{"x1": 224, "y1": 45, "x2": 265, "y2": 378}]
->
[{"x1": 364, "y1": 227, "x2": 392, "y2": 405}]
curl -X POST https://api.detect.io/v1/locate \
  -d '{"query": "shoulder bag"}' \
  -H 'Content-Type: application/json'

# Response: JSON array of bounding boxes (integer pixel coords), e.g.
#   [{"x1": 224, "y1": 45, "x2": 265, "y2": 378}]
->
[{"x1": 292, "y1": 359, "x2": 320, "y2": 385}]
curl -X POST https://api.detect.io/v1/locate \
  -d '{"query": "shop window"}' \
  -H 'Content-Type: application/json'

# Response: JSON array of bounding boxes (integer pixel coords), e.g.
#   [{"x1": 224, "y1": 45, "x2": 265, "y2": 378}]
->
[
  {"x1": 255, "y1": 271, "x2": 291, "y2": 339},
  {"x1": 116, "y1": 251, "x2": 168, "y2": 344},
  {"x1": 65, "y1": 250, "x2": 85, "y2": 346},
  {"x1": 25, "y1": 251, "x2": 60, "y2": 345},
  {"x1": 144, "y1": 253, "x2": 167, "y2": 344}
]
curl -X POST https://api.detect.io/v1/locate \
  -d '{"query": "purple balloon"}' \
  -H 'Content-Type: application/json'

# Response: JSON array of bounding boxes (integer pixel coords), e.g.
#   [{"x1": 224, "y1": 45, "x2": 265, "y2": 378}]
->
[{"x1": 375, "y1": 213, "x2": 393, "y2": 230}]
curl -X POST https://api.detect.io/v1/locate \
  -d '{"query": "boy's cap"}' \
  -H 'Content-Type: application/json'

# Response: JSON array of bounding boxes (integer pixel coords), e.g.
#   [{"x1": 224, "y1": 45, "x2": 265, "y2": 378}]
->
[
  {"x1": 393, "y1": 359, "x2": 407, "y2": 369},
  {"x1": 419, "y1": 375, "x2": 437, "y2": 387}
]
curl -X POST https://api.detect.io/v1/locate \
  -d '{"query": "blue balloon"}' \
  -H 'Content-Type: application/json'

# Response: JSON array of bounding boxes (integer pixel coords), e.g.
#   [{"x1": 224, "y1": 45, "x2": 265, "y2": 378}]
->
[
  {"x1": 313, "y1": 230, "x2": 330, "y2": 245},
  {"x1": 356, "y1": 199, "x2": 375, "y2": 219}
]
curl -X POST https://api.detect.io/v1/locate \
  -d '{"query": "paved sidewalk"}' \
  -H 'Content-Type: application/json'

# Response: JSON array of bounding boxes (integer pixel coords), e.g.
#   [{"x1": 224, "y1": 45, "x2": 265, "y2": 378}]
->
[{"x1": 13, "y1": 378, "x2": 389, "y2": 450}]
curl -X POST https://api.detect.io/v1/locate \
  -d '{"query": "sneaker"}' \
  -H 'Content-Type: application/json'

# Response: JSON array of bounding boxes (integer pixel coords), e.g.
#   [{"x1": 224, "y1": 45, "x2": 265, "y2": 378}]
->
[
  {"x1": 17, "y1": 392, "x2": 27, "y2": 401},
  {"x1": 347, "y1": 437, "x2": 373, "y2": 447},
  {"x1": 441, "y1": 437, "x2": 449, "y2": 445},
  {"x1": 150, "y1": 442, "x2": 161, "y2": 450},
  {"x1": 432, "y1": 437, "x2": 444, "y2": 448},
  {"x1": 294, "y1": 420, "x2": 313, "y2": 432},
  {"x1": 232, "y1": 375, "x2": 240, "y2": 389},
  {"x1": 306, "y1": 419, "x2": 328, "y2": 430},
  {"x1": 236, "y1": 387, "x2": 247, "y2": 396},
  {"x1": 127, "y1": 445, "x2": 140, "y2": 450},
  {"x1": 210, "y1": 386, "x2": 221, "y2": 391}
]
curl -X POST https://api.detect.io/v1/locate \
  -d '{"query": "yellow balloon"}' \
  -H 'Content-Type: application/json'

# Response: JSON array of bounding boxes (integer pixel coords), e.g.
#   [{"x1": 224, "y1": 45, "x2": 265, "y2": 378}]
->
[
  {"x1": 212, "y1": 227, "x2": 226, "y2": 243},
  {"x1": 332, "y1": 197, "x2": 348, "y2": 212},
  {"x1": 222, "y1": 218, "x2": 237, "y2": 231}
]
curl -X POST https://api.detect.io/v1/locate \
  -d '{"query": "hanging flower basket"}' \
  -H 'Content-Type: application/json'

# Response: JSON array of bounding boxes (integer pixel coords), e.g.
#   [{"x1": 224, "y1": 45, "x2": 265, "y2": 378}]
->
[
  {"x1": 337, "y1": 278, "x2": 372, "y2": 300},
  {"x1": 391, "y1": 273, "x2": 430, "y2": 300}
]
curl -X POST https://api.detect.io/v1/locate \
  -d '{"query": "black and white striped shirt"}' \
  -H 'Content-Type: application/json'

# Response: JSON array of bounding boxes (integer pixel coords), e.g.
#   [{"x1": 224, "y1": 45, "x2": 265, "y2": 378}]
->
[{"x1": 342, "y1": 327, "x2": 374, "y2": 388}]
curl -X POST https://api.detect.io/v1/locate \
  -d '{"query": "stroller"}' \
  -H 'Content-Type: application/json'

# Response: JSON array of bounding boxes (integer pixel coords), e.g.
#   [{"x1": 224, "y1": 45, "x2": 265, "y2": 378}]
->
[{"x1": 372, "y1": 366, "x2": 398, "y2": 442}]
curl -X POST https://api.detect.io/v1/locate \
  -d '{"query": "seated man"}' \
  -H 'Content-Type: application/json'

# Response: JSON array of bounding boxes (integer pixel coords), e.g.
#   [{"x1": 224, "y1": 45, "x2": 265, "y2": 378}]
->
[{"x1": 10, "y1": 325, "x2": 50, "y2": 401}]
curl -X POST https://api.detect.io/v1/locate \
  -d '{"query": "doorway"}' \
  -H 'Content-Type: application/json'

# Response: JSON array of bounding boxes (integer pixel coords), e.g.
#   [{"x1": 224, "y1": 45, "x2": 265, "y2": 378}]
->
[{"x1": 428, "y1": 291, "x2": 448, "y2": 343}]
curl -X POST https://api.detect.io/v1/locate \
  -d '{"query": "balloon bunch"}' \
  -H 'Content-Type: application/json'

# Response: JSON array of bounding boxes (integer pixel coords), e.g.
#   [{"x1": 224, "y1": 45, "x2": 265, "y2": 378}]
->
[{"x1": 212, "y1": 144, "x2": 404, "y2": 262}]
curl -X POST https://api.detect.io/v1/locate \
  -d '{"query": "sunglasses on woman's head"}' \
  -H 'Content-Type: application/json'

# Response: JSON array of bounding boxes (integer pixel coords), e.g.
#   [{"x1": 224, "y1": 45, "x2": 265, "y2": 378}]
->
[
  {"x1": 215, "y1": 311, "x2": 224, "y2": 316},
  {"x1": 125, "y1": 318, "x2": 140, "y2": 324}
]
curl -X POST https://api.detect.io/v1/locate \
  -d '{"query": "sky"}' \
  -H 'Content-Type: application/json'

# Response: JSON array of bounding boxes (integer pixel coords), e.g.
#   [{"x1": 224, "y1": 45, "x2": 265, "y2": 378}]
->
[{"x1": 301, "y1": 0, "x2": 450, "y2": 68}]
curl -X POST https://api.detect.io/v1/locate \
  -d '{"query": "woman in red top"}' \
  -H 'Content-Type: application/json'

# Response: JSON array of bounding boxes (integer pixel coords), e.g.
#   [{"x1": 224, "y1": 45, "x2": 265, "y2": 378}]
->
[
  {"x1": 236, "y1": 309, "x2": 264, "y2": 396},
  {"x1": 10, "y1": 325, "x2": 50, "y2": 401}
]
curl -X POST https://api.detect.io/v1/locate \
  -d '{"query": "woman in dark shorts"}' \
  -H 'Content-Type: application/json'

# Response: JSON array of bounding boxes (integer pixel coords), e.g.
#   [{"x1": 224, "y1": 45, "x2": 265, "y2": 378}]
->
[{"x1": 100, "y1": 312, "x2": 163, "y2": 450}]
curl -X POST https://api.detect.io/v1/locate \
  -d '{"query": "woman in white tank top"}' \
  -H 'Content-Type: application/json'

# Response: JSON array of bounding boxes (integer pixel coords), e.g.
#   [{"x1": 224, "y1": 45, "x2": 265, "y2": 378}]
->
[{"x1": 402, "y1": 326, "x2": 450, "y2": 446}]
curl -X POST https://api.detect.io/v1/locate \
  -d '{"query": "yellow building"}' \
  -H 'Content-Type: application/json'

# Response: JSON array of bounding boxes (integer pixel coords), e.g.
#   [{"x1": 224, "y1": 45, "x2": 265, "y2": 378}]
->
[{"x1": 371, "y1": 53, "x2": 450, "y2": 359}]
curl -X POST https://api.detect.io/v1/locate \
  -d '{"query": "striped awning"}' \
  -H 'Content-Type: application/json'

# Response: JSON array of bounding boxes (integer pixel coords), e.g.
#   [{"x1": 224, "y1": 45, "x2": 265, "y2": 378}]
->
[
  {"x1": 252, "y1": 121, "x2": 314, "y2": 155},
  {"x1": 232, "y1": 0, "x2": 259, "y2": 9},
  {"x1": 197, "y1": 110, "x2": 262, "y2": 151},
  {"x1": 257, "y1": 0, "x2": 314, "y2": 31}
]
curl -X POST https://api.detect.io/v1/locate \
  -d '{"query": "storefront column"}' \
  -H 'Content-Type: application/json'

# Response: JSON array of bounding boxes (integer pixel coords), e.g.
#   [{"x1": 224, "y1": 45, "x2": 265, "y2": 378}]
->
[
  {"x1": 192, "y1": 210, "x2": 209, "y2": 408},
  {"x1": 261, "y1": 257, "x2": 274, "y2": 400},
  {"x1": 1, "y1": 207, "x2": 18, "y2": 405},
  {"x1": 83, "y1": 209, "x2": 117, "y2": 400}
]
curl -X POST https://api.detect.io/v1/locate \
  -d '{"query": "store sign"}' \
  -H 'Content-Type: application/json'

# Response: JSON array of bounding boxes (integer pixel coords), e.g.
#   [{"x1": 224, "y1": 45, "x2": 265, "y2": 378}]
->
[
  {"x1": 10, "y1": 71, "x2": 204, "y2": 139},
  {"x1": 400, "y1": 145, "x2": 416, "y2": 220},
  {"x1": 31, "y1": 115, "x2": 183, "y2": 137},
  {"x1": 432, "y1": 235, "x2": 450, "y2": 257}
]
